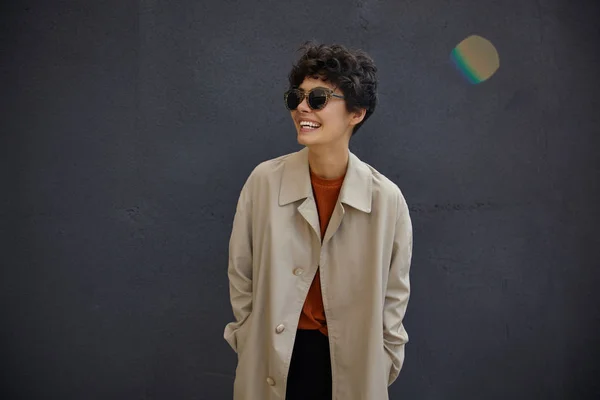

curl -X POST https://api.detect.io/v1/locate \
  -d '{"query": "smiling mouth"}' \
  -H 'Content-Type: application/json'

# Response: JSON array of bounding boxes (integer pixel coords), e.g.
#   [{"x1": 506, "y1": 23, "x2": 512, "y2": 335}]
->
[{"x1": 299, "y1": 121, "x2": 321, "y2": 132}]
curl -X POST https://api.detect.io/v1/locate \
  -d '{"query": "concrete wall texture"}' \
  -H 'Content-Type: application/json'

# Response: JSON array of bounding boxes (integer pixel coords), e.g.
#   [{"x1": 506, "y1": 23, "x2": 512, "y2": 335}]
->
[{"x1": 2, "y1": 0, "x2": 599, "y2": 399}]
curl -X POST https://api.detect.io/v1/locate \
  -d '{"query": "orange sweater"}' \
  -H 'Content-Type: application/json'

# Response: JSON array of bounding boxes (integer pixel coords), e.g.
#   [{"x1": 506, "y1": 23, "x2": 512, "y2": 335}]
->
[{"x1": 297, "y1": 168, "x2": 345, "y2": 336}]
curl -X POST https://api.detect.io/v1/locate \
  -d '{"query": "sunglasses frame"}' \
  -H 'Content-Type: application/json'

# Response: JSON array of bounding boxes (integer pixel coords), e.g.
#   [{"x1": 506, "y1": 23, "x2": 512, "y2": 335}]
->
[{"x1": 284, "y1": 86, "x2": 345, "y2": 111}]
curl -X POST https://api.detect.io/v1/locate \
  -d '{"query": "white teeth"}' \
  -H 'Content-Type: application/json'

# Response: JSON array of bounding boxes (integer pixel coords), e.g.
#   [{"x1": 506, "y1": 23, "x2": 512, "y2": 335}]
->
[{"x1": 299, "y1": 121, "x2": 321, "y2": 128}]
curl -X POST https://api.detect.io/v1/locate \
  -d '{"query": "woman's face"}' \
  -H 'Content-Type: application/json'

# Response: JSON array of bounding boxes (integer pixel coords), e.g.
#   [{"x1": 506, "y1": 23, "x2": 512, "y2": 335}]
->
[{"x1": 290, "y1": 76, "x2": 365, "y2": 150}]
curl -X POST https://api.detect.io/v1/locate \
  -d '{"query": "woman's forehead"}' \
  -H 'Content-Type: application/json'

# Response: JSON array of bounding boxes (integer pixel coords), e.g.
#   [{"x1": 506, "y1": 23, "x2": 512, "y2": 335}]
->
[{"x1": 299, "y1": 76, "x2": 335, "y2": 91}]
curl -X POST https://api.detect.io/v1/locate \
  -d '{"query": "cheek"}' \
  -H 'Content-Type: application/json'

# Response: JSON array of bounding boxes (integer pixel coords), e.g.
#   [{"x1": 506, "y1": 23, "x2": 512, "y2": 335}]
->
[
  {"x1": 323, "y1": 111, "x2": 346, "y2": 131},
  {"x1": 322, "y1": 109, "x2": 344, "y2": 127}
]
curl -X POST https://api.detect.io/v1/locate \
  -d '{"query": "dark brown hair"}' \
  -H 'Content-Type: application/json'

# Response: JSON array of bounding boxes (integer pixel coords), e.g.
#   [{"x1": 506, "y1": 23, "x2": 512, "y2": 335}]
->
[{"x1": 288, "y1": 41, "x2": 378, "y2": 135}]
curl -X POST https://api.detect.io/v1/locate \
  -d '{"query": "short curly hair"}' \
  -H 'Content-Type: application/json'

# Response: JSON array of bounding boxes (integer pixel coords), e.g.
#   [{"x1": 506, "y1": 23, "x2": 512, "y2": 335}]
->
[{"x1": 287, "y1": 41, "x2": 378, "y2": 136}]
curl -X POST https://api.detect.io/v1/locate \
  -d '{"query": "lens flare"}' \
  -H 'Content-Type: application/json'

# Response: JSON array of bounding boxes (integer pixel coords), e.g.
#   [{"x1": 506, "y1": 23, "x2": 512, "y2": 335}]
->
[{"x1": 451, "y1": 35, "x2": 500, "y2": 84}]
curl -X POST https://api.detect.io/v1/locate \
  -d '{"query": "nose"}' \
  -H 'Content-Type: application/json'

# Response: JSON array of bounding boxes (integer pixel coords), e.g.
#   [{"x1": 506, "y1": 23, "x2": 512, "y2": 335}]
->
[{"x1": 296, "y1": 95, "x2": 311, "y2": 113}]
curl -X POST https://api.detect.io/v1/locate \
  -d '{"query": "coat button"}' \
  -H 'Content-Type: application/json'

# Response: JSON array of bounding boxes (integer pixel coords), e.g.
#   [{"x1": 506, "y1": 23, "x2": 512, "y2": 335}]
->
[
  {"x1": 293, "y1": 268, "x2": 304, "y2": 276},
  {"x1": 275, "y1": 324, "x2": 285, "y2": 333},
  {"x1": 266, "y1": 376, "x2": 276, "y2": 386}
]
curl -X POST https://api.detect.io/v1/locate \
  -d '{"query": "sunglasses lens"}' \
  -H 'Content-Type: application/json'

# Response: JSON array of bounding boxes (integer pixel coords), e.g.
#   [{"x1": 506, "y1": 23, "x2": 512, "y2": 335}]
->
[
  {"x1": 285, "y1": 90, "x2": 302, "y2": 110},
  {"x1": 308, "y1": 88, "x2": 328, "y2": 110}
]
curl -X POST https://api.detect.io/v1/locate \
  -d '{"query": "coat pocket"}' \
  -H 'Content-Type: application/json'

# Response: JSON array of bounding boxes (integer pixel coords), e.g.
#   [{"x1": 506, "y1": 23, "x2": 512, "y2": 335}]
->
[
  {"x1": 235, "y1": 313, "x2": 253, "y2": 355},
  {"x1": 383, "y1": 345, "x2": 398, "y2": 386}
]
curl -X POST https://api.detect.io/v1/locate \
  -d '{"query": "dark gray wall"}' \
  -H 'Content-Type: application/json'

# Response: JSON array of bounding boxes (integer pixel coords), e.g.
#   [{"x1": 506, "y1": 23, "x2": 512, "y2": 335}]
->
[{"x1": 2, "y1": 0, "x2": 599, "y2": 399}]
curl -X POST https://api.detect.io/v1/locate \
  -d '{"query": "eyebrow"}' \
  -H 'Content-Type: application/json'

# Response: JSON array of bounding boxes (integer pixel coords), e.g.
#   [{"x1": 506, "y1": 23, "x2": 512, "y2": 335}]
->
[{"x1": 297, "y1": 86, "x2": 330, "y2": 92}]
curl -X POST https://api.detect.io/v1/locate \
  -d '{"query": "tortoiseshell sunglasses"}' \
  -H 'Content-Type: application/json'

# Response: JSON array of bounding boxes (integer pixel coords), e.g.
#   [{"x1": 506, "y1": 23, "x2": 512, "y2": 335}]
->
[{"x1": 284, "y1": 87, "x2": 345, "y2": 111}]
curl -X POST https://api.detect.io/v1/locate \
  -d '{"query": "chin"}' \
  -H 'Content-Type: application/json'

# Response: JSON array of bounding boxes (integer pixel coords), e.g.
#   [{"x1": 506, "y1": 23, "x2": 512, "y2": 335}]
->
[
  {"x1": 297, "y1": 136, "x2": 320, "y2": 147},
  {"x1": 296, "y1": 130, "x2": 322, "y2": 146}
]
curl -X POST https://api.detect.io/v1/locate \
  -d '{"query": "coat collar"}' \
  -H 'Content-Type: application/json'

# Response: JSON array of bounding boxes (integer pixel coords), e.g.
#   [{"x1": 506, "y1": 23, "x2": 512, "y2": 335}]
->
[{"x1": 278, "y1": 146, "x2": 372, "y2": 213}]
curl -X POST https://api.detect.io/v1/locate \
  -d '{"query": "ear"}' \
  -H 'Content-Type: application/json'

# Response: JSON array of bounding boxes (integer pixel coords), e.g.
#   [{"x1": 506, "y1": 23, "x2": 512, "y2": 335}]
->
[{"x1": 349, "y1": 108, "x2": 367, "y2": 127}]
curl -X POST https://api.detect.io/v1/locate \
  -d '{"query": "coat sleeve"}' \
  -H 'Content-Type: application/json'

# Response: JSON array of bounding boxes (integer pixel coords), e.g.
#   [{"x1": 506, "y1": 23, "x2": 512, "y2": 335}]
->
[
  {"x1": 223, "y1": 179, "x2": 254, "y2": 354},
  {"x1": 383, "y1": 190, "x2": 413, "y2": 385}
]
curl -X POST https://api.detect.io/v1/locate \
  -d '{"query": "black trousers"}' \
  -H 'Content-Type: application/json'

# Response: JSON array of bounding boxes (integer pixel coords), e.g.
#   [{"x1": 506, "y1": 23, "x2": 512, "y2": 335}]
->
[{"x1": 285, "y1": 329, "x2": 332, "y2": 400}]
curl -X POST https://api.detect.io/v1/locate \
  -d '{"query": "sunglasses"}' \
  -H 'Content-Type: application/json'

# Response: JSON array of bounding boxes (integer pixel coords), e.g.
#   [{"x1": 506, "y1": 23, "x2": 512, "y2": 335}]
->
[{"x1": 284, "y1": 87, "x2": 345, "y2": 111}]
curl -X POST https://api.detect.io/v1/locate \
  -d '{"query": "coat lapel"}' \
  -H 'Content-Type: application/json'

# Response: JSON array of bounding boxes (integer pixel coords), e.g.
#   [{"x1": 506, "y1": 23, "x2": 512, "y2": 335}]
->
[
  {"x1": 279, "y1": 147, "x2": 321, "y2": 240},
  {"x1": 322, "y1": 201, "x2": 344, "y2": 245},
  {"x1": 279, "y1": 146, "x2": 373, "y2": 243}
]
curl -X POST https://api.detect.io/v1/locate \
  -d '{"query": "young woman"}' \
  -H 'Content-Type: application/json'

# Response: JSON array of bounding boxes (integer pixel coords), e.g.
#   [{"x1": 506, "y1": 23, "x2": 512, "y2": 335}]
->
[{"x1": 224, "y1": 41, "x2": 413, "y2": 400}]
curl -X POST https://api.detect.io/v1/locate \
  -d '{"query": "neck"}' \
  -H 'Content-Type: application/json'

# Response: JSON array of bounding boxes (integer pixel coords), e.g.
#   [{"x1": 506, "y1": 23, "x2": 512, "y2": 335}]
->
[{"x1": 307, "y1": 144, "x2": 349, "y2": 180}]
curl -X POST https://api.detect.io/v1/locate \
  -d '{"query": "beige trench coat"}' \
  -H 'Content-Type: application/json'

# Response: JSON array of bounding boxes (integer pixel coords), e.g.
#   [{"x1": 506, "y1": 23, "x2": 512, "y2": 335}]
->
[{"x1": 224, "y1": 146, "x2": 413, "y2": 400}]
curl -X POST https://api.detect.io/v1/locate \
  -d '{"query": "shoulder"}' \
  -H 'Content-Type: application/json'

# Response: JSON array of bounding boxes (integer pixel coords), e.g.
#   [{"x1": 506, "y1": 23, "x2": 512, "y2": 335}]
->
[
  {"x1": 356, "y1": 155, "x2": 410, "y2": 217},
  {"x1": 250, "y1": 152, "x2": 293, "y2": 178},
  {"x1": 238, "y1": 150, "x2": 297, "y2": 198},
  {"x1": 245, "y1": 150, "x2": 295, "y2": 184}
]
